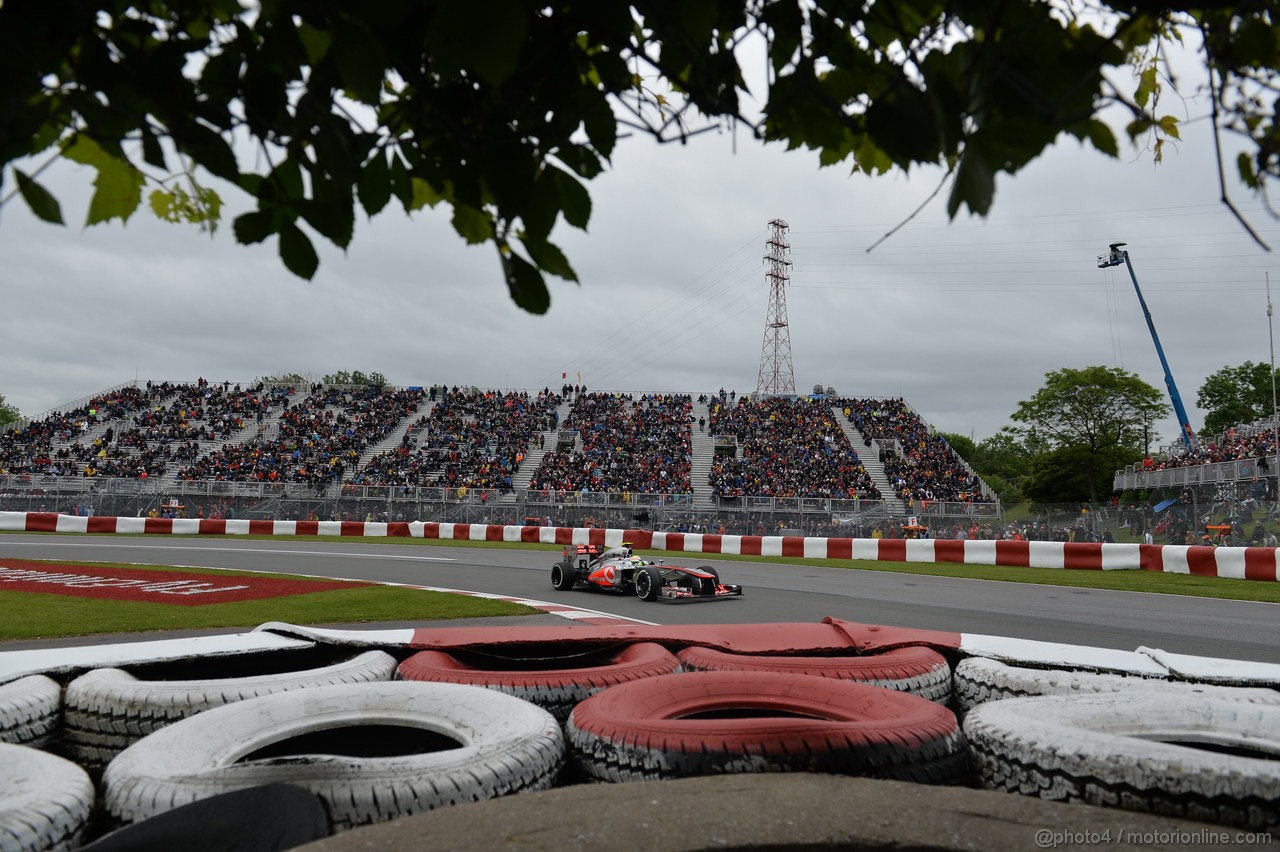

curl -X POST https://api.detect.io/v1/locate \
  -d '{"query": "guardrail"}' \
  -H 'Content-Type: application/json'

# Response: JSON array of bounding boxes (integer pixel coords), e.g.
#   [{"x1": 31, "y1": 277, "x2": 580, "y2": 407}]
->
[{"x1": 1113, "y1": 458, "x2": 1271, "y2": 491}]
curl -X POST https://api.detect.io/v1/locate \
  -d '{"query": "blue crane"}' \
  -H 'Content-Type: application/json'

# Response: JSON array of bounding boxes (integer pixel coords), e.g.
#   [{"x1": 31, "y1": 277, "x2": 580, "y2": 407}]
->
[{"x1": 1097, "y1": 243, "x2": 1196, "y2": 453}]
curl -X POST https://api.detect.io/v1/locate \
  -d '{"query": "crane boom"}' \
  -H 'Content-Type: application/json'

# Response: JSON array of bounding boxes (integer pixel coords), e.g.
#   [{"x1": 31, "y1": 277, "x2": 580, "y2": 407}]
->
[{"x1": 1098, "y1": 243, "x2": 1195, "y2": 453}]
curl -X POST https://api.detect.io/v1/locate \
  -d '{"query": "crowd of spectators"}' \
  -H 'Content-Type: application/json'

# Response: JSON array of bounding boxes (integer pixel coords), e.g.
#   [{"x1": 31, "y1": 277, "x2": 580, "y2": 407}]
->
[
  {"x1": 1140, "y1": 425, "x2": 1278, "y2": 473},
  {"x1": 356, "y1": 388, "x2": 561, "y2": 491},
  {"x1": 837, "y1": 397, "x2": 991, "y2": 506},
  {"x1": 529, "y1": 393, "x2": 693, "y2": 495},
  {"x1": 175, "y1": 385, "x2": 425, "y2": 485},
  {"x1": 4, "y1": 383, "x2": 1005, "y2": 507},
  {"x1": 708, "y1": 396, "x2": 880, "y2": 500},
  {"x1": 0, "y1": 384, "x2": 180, "y2": 477}
]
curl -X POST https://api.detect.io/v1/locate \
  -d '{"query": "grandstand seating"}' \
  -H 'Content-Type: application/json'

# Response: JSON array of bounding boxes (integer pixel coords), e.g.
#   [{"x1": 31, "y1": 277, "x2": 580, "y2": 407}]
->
[{"x1": 0, "y1": 382, "x2": 994, "y2": 509}]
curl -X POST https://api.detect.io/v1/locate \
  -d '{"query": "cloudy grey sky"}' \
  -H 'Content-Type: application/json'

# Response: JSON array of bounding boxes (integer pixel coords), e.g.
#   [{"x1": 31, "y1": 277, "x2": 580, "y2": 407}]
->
[{"x1": 2, "y1": 25, "x2": 1277, "y2": 451}]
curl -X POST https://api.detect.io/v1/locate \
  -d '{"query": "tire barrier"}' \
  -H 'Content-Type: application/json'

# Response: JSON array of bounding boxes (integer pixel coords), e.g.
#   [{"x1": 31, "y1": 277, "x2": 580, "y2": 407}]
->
[
  {"x1": 396, "y1": 642, "x2": 681, "y2": 722},
  {"x1": 64, "y1": 649, "x2": 397, "y2": 768},
  {"x1": 102, "y1": 681, "x2": 565, "y2": 832},
  {"x1": 0, "y1": 675, "x2": 60, "y2": 749},
  {"x1": 0, "y1": 742, "x2": 94, "y2": 852},
  {"x1": 954, "y1": 656, "x2": 1280, "y2": 715},
  {"x1": 567, "y1": 670, "x2": 965, "y2": 785},
  {"x1": 78, "y1": 783, "x2": 332, "y2": 851},
  {"x1": 7, "y1": 510, "x2": 1277, "y2": 580},
  {"x1": 676, "y1": 645, "x2": 952, "y2": 704},
  {"x1": 963, "y1": 693, "x2": 1280, "y2": 831}
]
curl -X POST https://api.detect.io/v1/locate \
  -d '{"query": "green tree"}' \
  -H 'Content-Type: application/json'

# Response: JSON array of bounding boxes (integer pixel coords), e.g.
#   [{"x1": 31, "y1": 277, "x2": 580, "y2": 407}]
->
[
  {"x1": 2, "y1": 3, "x2": 1276, "y2": 312},
  {"x1": 322, "y1": 371, "x2": 388, "y2": 386},
  {"x1": 259, "y1": 372, "x2": 309, "y2": 385},
  {"x1": 941, "y1": 427, "x2": 1036, "y2": 503},
  {"x1": 0, "y1": 392, "x2": 19, "y2": 429},
  {"x1": 1022, "y1": 443, "x2": 1138, "y2": 504},
  {"x1": 1012, "y1": 366, "x2": 1167, "y2": 504},
  {"x1": 1196, "y1": 361, "x2": 1280, "y2": 437}
]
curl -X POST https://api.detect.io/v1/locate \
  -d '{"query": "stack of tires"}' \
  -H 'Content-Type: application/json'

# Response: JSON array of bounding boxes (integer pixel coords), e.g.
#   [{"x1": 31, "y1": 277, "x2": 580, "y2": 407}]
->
[
  {"x1": 0, "y1": 646, "x2": 565, "y2": 850},
  {"x1": 955, "y1": 657, "x2": 1280, "y2": 831},
  {"x1": 5, "y1": 634, "x2": 1280, "y2": 849}
]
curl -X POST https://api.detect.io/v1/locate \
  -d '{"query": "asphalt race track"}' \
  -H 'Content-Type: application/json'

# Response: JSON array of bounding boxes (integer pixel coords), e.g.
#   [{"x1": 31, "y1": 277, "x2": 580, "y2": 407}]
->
[{"x1": 2, "y1": 534, "x2": 1277, "y2": 663}]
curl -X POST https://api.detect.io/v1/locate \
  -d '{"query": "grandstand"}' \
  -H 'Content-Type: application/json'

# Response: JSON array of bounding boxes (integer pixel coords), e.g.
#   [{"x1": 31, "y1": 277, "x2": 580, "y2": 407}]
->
[{"x1": 0, "y1": 380, "x2": 999, "y2": 535}]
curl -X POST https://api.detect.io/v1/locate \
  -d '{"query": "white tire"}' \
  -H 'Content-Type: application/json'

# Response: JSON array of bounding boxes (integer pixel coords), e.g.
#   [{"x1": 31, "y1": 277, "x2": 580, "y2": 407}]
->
[
  {"x1": 0, "y1": 676, "x2": 60, "y2": 749},
  {"x1": 64, "y1": 649, "x2": 397, "y2": 767},
  {"x1": 102, "y1": 680, "x2": 564, "y2": 832},
  {"x1": 0, "y1": 743, "x2": 94, "y2": 852},
  {"x1": 954, "y1": 656, "x2": 1280, "y2": 714},
  {"x1": 964, "y1": 693, "x2": 1280, "y2": 830}
]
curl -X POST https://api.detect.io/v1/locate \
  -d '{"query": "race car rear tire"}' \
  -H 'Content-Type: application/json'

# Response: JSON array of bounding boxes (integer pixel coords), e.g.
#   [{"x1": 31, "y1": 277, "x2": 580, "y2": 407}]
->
[
  {"x1": 0, "y1": 675, "x2": 61, "y2": 749},
  {"x1": 964, "y1": 693, "x2": 1280, "y2": 830},
  {"x1": 567, "y1": 670, "x2": 964, "y2": 784},
  {"x1": 101, "y1": 681, "x2": 565, "y2": 832},
  {"x1": 64, "y1": 649, "x2": 397, "y2": 767},
  {"x1": 1, "y1": 742, "x2": 94, "y2": 852},
  {"x1": 550, "y1": 562, "x2": 577, "y2": 591},
  {"x1": 677, "y1": 645, "x2": 952, "y2": 704},
  {"x1": 635, "y1": 566, "x2": 662, "y2": 601},
  {"x1": 397, "y1": 642, "x2": 680, "y2": 722},
  {"x1": 954, "y1": 656, "x2": 1280, "y2": 715}
]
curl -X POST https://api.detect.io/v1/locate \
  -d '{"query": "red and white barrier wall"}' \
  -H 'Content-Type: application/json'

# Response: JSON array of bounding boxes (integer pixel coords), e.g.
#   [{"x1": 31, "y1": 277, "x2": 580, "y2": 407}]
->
[{"x1": 3, "y1": 511, "x2": 1277, "y2": 581}]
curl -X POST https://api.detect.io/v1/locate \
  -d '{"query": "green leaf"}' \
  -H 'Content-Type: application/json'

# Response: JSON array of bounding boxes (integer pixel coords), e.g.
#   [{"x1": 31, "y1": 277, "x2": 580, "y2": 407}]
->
[
  {"x1": 357, "y1": 149, "x2": 392, "y2": 216},
  {"x1": 1155, "y1": 115, "x2": 1181, "y2": 140},
  {"x1": 140, "y1": 125, "x2": 167, "y2": 169},
  {"x1": 1085, "y1": 119, "x2": 1119, "y2": 157},
  {"x1": 451, "y1": 203, "x2": 493, "y2": 244},
  {"x1": 429, "y1": 0, "x2": 526, "y2": 88},
  {"x1": 409, "y1": 177, "x2": 444, "y2": 211},
  {"x1": 1134, "y1": 66, "x2": 1157, "y2": 109},
  {"x1": 279, "y1": 221, "x2": 319, "y2": 280},
  {"x1": 62, "y1": 135, "x2": 144, "y2": 226},
  {"x1": 296, "y1": 21, "x2": 332, "y2": 64},
  {"x1": 503, "y1": 252, "x2": 551, "y2": 315},
  {"x1": 581, "y1": 92, "x2": 617, "y2": 159},
  {"x1": 519, "y1": 235, "x2": 578, "y2": 282},
  {"x1": 233, "y1": 209, "x2": 277, "y2": 245},
  {"x1": 948, "y1": 146, "x2": 995, "y2": 218},
  {"x1": 1237, "y1": 151, "x2": 1259, "y2": 189},
  {"x1": 554, "y1": 170, "x2": 591, "y2": 229},
  {"x1": 331, "y1": 20, "x2": 386, "y2": 104},
  {"x1": 14, "y1": 169, "x2": 64, "y2": 224}
]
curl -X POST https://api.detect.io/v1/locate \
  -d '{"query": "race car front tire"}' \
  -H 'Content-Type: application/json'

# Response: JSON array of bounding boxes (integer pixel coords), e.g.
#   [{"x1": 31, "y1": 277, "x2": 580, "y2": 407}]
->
[
  {"x1": 567, "y1": 670, "x2": 964, "y2": 784},
  {"x1": 101, "y1": 681, "x2": 565, "y2": 832},
  {"x1": 635, "y1": 566, "x2": 662, "y2": 601},
  {"x1": 550, "y1": 562, "x2": 577, "y2": 591}
]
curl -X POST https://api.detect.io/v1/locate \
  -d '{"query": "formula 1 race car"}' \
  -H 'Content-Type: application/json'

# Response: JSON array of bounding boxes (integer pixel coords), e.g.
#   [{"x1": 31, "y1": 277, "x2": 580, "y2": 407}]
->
[{"x1": 550, "y1": 543, "x2": 743, "y2": 602}]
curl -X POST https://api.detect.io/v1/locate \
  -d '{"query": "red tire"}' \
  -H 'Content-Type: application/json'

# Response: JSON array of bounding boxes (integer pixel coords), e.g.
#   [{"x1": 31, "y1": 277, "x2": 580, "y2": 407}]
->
[
  {"x1": 397, "y1": 642, "x2": 679, "y2": 722},
  {"x1": 677, "y1": 645, "x2": 952, "y2": 703},
  {"x1": 567, "y1": 670, "x2": 964, "y2": 784}
]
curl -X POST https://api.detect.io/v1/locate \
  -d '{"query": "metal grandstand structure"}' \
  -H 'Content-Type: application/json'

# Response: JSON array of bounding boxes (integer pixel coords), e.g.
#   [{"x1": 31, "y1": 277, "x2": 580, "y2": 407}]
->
[{"x1": 755, "y1": 218, "x2": 796, "y2": 397}]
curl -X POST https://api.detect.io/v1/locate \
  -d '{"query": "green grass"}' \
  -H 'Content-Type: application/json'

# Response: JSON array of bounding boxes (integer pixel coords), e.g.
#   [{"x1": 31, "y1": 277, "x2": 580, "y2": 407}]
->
[
  {"x1": 3, "y1": 534, "x2": 1276, "y2": 643},
  {"x1": 0, "y1": 560, "x2": 540, "y2": 641}
]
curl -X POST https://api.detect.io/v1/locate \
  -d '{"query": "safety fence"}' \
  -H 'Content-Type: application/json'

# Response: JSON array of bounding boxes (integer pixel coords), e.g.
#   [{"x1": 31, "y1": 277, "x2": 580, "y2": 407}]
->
[{"x1": 3, "y1": 511, "x2": 1276, "y2": 581}]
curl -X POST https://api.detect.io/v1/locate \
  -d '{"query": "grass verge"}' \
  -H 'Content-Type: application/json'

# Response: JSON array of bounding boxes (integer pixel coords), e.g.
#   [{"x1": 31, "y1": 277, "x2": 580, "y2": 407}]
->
[{"x1": 0, "y1": 560, "x2": 540, "y2": 641}]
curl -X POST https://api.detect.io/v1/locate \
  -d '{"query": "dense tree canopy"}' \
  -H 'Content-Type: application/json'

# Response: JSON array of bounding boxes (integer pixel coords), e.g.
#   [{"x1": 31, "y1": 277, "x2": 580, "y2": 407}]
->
[
  {"x1": 1, "y1": 3, "x2": 1277, "y2": 311},
  {"x1": 1012, "y1": 365, "x2": 1167, "y2": 503},
  {"x1": 0, "y1": 393, "x2": 18, "y2": 429},
  {"x1": 1196, "y1": 361, "x2": 1280, "y2": 437}
]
